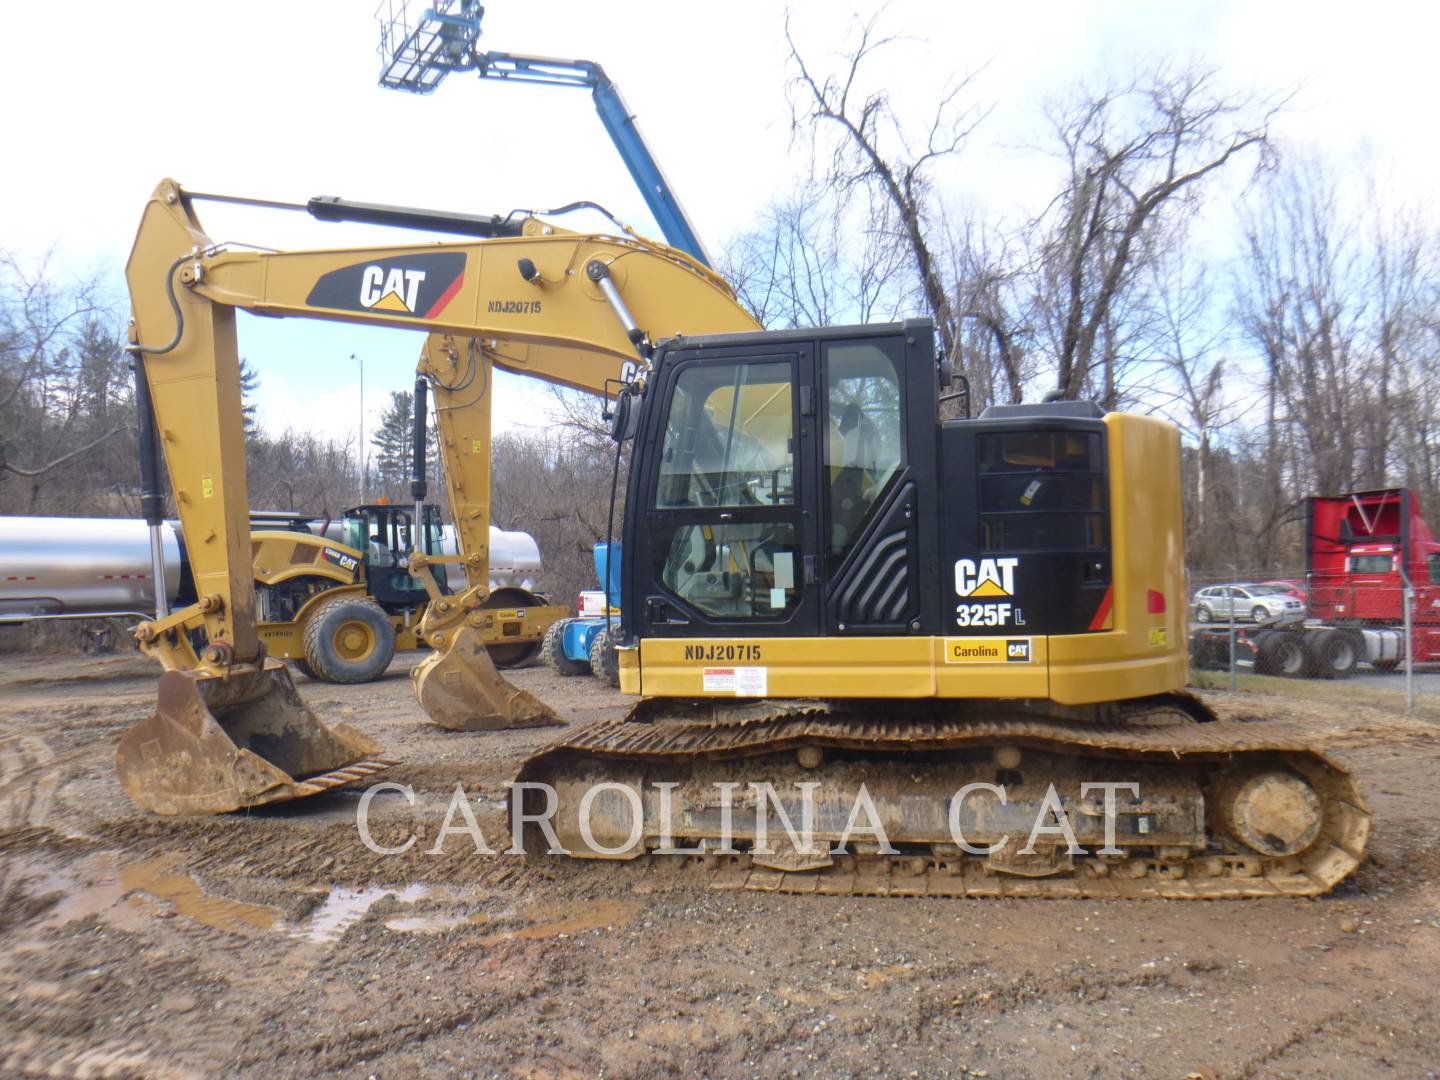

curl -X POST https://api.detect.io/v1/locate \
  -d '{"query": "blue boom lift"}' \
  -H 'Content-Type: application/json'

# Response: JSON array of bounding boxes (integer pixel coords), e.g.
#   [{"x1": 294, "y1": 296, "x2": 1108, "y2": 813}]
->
[{"x1": 375, "y1": 0, "x2": 711, "y2": 264}]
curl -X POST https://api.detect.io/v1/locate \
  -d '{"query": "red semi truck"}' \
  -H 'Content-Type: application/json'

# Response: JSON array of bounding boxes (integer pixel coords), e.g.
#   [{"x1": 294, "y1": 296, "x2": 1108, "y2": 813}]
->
[{"x1": 1193, "y1": 488, "x2": 1439, "y2": 678}]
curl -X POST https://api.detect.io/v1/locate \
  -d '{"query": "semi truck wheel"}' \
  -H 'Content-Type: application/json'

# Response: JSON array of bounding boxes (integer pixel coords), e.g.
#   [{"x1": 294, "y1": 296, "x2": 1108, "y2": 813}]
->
[
  {"x1": 542, "y1": 619, "x2": 589, "y2": 676},
  {"x1": 1306, "y1": 629, "x2": 1358, "y2": 679},
  {"x1": 1256, "y1": 632, "x2": 1305, "y2": 677},
  {"x1": 589, "y1": 626, "x2": 620, "y2": 687},
  {"x1": 302, "y1": 595, "x2": 396, "y2": 683},
  {"x1": 1188, "y1": 633, "x2": 1223, "y2": 670}
]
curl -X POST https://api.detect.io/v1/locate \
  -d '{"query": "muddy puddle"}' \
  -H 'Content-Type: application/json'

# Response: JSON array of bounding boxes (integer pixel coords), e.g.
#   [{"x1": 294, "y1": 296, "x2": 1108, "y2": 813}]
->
[
  {"x1": 11, "y1": 853, "x2": 465, "y2": 944},
  {"x1": 295, "y1": 884, "x2": 430, "y2": 943},
  {"x1": 28, "y1": 853, "x2": 280, "y2": 934},
  {"x1": 383, "y1": 911, "x2": 483, "y2": 934},
  {"x1": 472, "y1": 899, "x2": 636, "y2": 947},
  {"x1": 8, "y1": 852, "x2": 634, "y2": 949}
]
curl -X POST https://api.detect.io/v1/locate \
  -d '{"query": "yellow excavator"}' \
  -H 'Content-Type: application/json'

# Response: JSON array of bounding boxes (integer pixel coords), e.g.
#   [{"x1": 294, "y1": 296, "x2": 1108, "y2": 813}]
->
[{"x1": 122, "y1": 179, "x2": 1369, "y2": 897}]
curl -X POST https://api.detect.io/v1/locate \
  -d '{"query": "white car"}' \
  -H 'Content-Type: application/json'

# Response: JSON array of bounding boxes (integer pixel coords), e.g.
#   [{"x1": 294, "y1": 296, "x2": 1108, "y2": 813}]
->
[{"x1": 1192, "y1": 584, "x2": 1306, "y2": 624}]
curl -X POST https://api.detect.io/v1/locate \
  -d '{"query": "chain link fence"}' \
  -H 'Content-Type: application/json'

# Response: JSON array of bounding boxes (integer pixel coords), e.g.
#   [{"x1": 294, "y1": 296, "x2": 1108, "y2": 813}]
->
[{"x1": 1185, "y1": 567, "x2": 1428, "y2": 711}]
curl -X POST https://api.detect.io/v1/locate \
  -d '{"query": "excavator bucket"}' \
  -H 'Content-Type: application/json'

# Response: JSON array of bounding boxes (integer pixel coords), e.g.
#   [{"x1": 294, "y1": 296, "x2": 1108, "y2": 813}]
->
[
  {"x1": 412, "y1": 626, "x2": 562, "y2": 731},
  {"x1": 116, "y1": 660, "x2": 393, "y2": 815}
]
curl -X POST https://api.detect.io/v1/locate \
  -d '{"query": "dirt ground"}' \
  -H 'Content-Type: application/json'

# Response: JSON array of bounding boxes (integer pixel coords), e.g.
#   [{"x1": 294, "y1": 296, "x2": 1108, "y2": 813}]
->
[{"x1": 1, "y1": 652, "x2": 1438, "y2": 1080}]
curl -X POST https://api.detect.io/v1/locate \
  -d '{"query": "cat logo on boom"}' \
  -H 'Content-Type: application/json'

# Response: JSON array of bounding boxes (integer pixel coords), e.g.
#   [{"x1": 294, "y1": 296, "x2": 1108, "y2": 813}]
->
[
  {"x1": 305, "y1": 252, "x2": 467, "y2": 320},
  {"x1": 360, "y1": 266, "x2": 426, "y2": 313},
  {"x1": 953, "y1": 557, "x2": 1023, "y2": 628}
]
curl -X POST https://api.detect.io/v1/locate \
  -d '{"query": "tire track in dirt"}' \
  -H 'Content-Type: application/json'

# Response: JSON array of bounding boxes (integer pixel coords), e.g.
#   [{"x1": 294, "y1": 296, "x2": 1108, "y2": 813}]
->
[
  {"x1": 2, "y1": 1034, "x2": 202, "y2": 1080},
  {"x1": 0, "y1": 727, "x2": 61, "y2": 828}
]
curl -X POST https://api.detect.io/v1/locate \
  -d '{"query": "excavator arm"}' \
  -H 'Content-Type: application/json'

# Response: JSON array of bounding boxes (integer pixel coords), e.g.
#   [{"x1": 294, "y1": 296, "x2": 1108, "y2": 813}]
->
[{"x1": 120, "y1": 178, "x2": 757, "y2": 808}]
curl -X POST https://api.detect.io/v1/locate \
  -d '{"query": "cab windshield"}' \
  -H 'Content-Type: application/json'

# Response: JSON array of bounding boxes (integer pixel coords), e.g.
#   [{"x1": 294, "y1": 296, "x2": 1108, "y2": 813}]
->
[{"x1": 1349, "y1": 555, "x2": 1395, "y2": 573}]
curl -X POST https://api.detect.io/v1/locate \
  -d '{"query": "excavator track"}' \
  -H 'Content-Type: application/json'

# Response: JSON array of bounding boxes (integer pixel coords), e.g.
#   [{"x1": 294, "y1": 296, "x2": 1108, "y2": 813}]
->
[{"x1": 514, "y1": 696, "x2": 1370, "y2": 899}]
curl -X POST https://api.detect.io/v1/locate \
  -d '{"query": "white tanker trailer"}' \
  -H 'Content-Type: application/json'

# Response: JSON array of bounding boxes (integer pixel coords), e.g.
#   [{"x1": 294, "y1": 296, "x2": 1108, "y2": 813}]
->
[
  {"x1": 0, "y1": 513, "x2": 556, "y2": 679},
  {"x1": 0, "y1": 515, "x2": 542, "y2": 622}
]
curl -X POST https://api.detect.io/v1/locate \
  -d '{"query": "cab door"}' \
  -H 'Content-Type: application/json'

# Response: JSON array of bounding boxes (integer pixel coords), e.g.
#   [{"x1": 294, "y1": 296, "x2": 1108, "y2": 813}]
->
[
  {"x1": 628, "y1": 342, "x2": 822, "y2": 638},
  {"x1": 816, "y1": 335, "x2": 926, "y2": 634}
]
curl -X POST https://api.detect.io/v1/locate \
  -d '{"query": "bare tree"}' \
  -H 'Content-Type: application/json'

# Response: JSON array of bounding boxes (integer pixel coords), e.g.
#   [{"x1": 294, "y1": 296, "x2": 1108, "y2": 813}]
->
[
  {"x1": 248, "y1": 430, "x2": 362, "y2": 520},
  {"x1": 1237, "y1": 160, "x2": 1370, "y2": 495},
  {"x1": 785, "y1": 9, "x2": 986, "y2": 360},
  {"x1": 948, "y1": 217, "x2": 1027, "y2": 408},
  {"x1": 0, "y1": 252, "x2": 133, "y2": 512},
  {"x1": 1034, "y1": 67, "x2": 1275, "y2": 405},
  {"x1": 1141, "y1": 251, "x2": 1249, "y2": 564},
  {"x1": 721, "y1": 182, "x2": 911, "y2": 330}
]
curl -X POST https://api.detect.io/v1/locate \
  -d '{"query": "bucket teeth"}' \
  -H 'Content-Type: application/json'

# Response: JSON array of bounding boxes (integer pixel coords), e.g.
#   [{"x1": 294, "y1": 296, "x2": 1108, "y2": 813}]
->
[{"x1": 117, "y1": 660, "x2": 394, "y2": 815}]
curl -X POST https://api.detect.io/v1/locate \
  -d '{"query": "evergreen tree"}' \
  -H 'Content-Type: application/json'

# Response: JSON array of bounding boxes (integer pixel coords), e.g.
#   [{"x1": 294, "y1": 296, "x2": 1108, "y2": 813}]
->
[
  {"x1": 371, "y1": 390, "x2": 413, "y2": 497},
  {"x1": 238, "y1": 358, "x2": 260, "y2": 436},
  {"x1": 370, "y1": 390, "x2": 440, "y2": 502}
]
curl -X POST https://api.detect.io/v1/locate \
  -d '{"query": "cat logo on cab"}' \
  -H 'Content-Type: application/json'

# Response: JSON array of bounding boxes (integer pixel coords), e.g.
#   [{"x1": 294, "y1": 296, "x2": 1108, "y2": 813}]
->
[{"x1": 953, "y1": 556, "x2": 1024, "y2": 627}]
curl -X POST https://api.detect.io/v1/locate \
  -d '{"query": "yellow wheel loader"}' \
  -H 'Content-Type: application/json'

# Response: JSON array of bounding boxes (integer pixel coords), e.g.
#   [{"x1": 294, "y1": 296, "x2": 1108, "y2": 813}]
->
[
  {"x1": 250, "y1": 505, "x2": 563, "y2": 682},
  {"x1": 118, "y1": 180, "x2": 1368, "y2": 899}
]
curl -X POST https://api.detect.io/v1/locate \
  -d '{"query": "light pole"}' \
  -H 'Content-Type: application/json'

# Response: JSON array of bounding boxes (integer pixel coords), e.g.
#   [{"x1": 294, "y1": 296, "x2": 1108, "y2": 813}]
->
[{"x1": 355, "y1": 353, "x2": 367, "y2": 504}]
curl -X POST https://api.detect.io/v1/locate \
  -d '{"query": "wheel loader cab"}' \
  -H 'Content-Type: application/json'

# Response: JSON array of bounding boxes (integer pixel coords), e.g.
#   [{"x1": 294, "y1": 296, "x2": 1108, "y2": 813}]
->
[
  {"x1": 340, "y1": 504, "x2": 448, "y2": 608},
  {"x1": 619, "y1": 318, "x2": 1188, "y2": 704}
]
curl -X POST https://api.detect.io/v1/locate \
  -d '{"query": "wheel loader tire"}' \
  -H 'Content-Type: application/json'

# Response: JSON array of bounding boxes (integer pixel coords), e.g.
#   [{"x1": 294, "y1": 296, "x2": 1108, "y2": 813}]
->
[
  {"x1": 1307, "y1": 628, "x2": 1358, "y2": 680},
  {"x1": 589, "y1": 626, "x2": 620, "y2": 688},
  {"x1": 1256, "y1": 632, "x2": 1306, "y2": 677},
  {"x1": 302, "y1": 596, "x2": 396, "y2": 683},
  {"x1": 542, "y1": 619, "x2": 589, "y2": 676}
]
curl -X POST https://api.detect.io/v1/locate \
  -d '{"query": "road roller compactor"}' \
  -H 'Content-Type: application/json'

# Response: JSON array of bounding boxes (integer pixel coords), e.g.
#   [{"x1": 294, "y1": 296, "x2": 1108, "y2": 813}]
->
[{"x1": 120, "y1": 179, "x2": 1368, "y2": 897}]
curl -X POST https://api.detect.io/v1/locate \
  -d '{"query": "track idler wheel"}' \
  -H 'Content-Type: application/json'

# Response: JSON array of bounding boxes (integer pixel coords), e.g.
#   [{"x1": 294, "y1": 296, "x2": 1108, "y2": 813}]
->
[
  {"x1": 1214, "y1": 769, "x2": 1323, "y2": 857},
  {"x1": 412, "y1": 623, "x2": 562, "y2": 732},
  {"x1": 116, "y1": 660, "x2": 392, "y2": 815}
]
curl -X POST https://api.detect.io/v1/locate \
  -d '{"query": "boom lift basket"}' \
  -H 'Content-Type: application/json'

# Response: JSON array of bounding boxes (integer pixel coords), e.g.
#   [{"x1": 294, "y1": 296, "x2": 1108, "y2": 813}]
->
[{"x1": 116, "y1": 660, "x2": 392, "y2": 815}]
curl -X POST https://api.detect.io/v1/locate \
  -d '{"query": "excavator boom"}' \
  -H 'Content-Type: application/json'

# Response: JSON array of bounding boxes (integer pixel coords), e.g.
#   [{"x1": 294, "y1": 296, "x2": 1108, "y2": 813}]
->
[{"x1": 121, "y1": 178, "x2": 758, "y2": 809}]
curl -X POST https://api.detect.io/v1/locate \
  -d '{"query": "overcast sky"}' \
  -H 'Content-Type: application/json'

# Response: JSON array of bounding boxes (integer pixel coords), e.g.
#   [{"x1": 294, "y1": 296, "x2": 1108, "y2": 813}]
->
[{"x1": 4, "y1": 0, "x2": 1435, "y2": 446}]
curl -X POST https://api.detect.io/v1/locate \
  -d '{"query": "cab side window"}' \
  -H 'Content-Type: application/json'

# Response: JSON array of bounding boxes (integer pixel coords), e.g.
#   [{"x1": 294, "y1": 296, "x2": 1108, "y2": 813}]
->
[{"x1": 823, "y1": 344, "x2": 904, "y2": 556}]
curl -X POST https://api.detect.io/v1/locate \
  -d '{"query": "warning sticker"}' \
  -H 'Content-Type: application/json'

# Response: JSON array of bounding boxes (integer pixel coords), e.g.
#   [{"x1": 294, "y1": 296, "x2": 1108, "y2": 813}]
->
[{"x1": 703, "y1": 666, "x2": 768, "y2": 696}]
